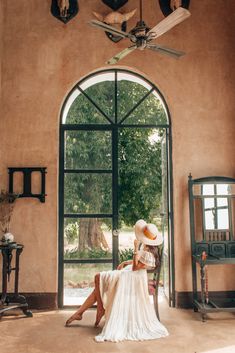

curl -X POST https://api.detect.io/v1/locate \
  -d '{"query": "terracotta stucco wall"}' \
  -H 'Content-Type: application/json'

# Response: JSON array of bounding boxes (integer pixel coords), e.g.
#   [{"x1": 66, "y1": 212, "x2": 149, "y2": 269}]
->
[
  {"x1": 1, "y1": 0, "x2": 235, "y2": 299},
  {"x1": 0, "y1": 0, "x2": 3, "y2": 212},
  {"x1": 0, "y1": 0, "x2": 3, "y2": 116}
]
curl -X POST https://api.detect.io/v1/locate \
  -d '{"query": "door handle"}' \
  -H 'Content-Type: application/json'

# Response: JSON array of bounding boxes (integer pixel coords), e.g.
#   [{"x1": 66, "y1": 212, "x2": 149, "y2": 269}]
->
[{"x1": 112, "y1": 229, "x2": 119, "y2": 237}]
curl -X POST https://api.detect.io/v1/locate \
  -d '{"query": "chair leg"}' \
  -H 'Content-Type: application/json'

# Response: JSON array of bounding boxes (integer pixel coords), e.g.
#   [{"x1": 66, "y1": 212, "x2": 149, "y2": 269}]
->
[{"x1": 153, "y1": 292, "x2": 160, "y2": 321}]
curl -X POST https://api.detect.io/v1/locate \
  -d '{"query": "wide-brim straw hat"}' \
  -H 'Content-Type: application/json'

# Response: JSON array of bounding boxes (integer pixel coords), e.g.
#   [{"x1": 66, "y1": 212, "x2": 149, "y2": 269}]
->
[{"x1": 134, "y1": 219, "x2": 163, "y2": 246}]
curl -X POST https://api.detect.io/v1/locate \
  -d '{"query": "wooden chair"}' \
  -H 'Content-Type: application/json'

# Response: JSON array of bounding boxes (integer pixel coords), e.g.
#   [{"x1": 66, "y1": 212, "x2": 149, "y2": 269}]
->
[{"x1": 147, "y1": 245, "x2": 163, "y2": 321}]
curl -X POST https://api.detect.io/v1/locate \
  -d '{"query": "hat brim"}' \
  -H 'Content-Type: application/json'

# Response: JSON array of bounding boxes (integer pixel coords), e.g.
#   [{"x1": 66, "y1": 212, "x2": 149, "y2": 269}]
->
[{"x1": 135, "y1": 226, "x2": 163, "y2": 246}]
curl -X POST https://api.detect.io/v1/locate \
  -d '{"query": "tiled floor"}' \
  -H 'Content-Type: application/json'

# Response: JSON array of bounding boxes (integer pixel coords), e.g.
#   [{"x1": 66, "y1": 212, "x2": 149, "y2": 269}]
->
[{"x1": 1, "y1": 298, "x2": 235, "y2": 353}]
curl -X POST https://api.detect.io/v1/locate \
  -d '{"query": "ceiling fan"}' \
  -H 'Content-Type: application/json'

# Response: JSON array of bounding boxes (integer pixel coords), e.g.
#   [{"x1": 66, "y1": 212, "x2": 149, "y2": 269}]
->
[{"x1": 89, "y1": 0, "x2": 191, "y2": 64}]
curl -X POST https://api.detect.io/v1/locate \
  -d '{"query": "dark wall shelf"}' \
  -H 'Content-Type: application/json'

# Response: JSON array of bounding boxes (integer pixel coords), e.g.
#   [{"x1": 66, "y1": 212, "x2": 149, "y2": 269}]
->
[{"x1": 8, "y1": 167, "x2": 47, "y2": 203}]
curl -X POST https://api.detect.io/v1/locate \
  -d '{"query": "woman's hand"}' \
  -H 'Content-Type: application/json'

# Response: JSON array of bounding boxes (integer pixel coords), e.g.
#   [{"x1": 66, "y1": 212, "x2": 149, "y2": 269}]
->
[
  {"x1": 117, "y1": 260, "x2": 133, "y2": 270},
  {"x1": 117, "y1": 261, "x2": 128, "y2": 270},
  {"x1": 117, "y1": 262, "x2": 125, "y2": 270}
]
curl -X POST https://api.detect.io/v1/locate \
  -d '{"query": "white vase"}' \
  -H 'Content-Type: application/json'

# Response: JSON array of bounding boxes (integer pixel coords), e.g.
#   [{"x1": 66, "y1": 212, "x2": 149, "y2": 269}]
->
[{"x1": 1, "y1": 232, "x2": 14, "y2": 243}]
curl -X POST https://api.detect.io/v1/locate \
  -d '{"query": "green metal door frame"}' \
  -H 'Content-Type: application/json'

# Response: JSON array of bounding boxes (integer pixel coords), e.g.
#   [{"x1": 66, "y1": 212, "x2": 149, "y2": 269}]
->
[{"x1": 58, "y1": 68, "x2": 174, "y2": 308}]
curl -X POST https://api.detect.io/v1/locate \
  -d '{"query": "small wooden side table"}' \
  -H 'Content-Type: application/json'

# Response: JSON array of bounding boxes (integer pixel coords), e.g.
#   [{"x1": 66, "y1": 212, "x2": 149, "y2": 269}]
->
[{"x1": 0, "y1": 242, "x2": 33, "y2": 318}]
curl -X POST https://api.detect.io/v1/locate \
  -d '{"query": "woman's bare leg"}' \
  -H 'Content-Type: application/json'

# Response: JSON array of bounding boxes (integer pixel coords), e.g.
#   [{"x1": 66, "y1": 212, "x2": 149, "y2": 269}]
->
[
  {"x1": 94, "y1": 273, "x2": 105, "y2": 327},
  {"x1": 65, "y1": 289, "x2": 96, "y2": 326}
]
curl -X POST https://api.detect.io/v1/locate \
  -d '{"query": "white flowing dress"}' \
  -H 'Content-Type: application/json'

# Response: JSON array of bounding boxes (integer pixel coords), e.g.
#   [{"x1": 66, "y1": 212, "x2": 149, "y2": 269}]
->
[{"x1": 95, "y1": 265, "x2": 169, "y2": 342}]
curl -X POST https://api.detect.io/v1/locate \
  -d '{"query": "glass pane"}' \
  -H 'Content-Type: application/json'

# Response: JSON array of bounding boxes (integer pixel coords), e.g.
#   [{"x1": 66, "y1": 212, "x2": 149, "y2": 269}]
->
[
  {"x1": 64, "y1": 263, "x2": 112, "y2": 305},
  {"x1": 65, "y1": 89, "x2": 109, "y2": 124},
  {"x1": 163, "y1": 251, "x2": 169, "y2": 299},
  {"x1": 217, "y1": 184, "x2": 229, "y2": 195},
  {"x1": 123, "y1": 92, "x2": 168, "y2": 125},
  {"x1": 217, "y1": 198, "x2": 228, "y2": 207},
  {"x1": 118, "y1": 127, "x2": 162, "y2": 226},
  {"x1": 161, "y1": 131, "x2": 169, "y2": 298},
  {"x1": 117, "y1": 72, "x2": 152, "y2": 91},
  {"x1": 80, "y1": 77, "x2": 115, "y2": 121},
  {"x1": 217, "y1": 209, "x2": 229, "y2": 229},
  {"x1": 64, "y1": 218, "x2": 112, "y2": 260},
  {"x1": 119, "y1": 226, "x2": 135, "y2": 262},
  {"x1": 205, "y1": 210, "x2": 215, "y2": 229},
  {"x1": 64, "y1": 131, "x2": 112, "y2": 170},
  {"x1": 193, "y1": 183, "x2": 235, "y2": 196},
  {"x1": 117, "y1": 73, "x2": 151, "y2": 121},
  {"x1": 232, "y1": 199, "x2": 235, "y2": 238},
  {"x1": 204, "y1": 198, "x2": 214, "y2": 209},
  {"x1": 64, "y1": 173, "x2": 112, "y2": 214},
  {"x1": 203, "y1": 184, "x2": 214, "y2": 195}
]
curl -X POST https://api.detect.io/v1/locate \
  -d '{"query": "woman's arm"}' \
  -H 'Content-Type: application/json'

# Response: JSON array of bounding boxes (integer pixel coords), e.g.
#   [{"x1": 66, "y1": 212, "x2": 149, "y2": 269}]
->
[
  {"x1": 132, "y1": 239, "x2": 144, "y2": 271},
  {"x1": 133, "y1": 261, "x2": 147, "y2": 271},
  {"x1": 132, "y1": 240, "x2": 139, "y2": 270},
  {"x1": 132, "y1": 239, "x2": 149, "y2": 271},
  {"x1": 117, "y1": 260, "x2": 133, "y2": 270}
]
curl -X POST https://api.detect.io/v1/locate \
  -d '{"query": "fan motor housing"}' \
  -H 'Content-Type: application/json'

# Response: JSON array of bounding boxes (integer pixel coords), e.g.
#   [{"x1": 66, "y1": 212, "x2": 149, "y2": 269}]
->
[
  {"x1": 130, "y1": 21, "x2": 149, "y2": 39},
  {"x1": 136, "y1": 38, "x2": 147, "y2": 49}
]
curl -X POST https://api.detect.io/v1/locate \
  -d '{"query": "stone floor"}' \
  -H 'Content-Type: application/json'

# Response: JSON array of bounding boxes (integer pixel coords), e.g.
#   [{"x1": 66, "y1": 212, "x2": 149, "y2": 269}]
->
[{"x1": 1, "y1": 298, "x2": 235, "y2": 353}]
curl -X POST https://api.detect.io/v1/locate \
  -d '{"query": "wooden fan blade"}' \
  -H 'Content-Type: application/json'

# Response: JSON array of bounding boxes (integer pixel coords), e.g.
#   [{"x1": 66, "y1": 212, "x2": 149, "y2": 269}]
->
[
  {"x1": 106, "y1": 46, "x2": 137, "y2": 65},
  {"x1": 147, "y1": 7, "x2": 191, "y2": 40},
  {"x1": 146, "y1": 44, "x2": 185, "y2": 59},
  {"x1": 89, "y1": 20, "x2": 135, "y2": 41}
]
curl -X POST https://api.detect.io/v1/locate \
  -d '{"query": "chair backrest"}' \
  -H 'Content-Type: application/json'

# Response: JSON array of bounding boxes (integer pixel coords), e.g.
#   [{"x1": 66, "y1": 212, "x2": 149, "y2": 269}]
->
[{"x1": 147, "y1": 244, "x2": 163, "y2": 321}]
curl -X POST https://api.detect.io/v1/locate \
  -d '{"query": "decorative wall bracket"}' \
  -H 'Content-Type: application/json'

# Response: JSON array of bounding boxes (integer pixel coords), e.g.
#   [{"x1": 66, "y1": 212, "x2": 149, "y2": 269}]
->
[
  {"x1": 8, "y1": 167, "x2": 47, "y2": 203},
  {"x1": 51, "y1": 0, "x2": 79, "y2": 24},
  {"x1": 102, "y1": 0, "x2": 128, "y2": 11},
  {"x1": 105, "y1": 21, "x2": 127, "y2": 43},
  {"x1": 93, "y1": 3, "x2": 135, "y2": 43},
  {"x1": 158, "y1": 0, "x2": 190, "y2": 17}
]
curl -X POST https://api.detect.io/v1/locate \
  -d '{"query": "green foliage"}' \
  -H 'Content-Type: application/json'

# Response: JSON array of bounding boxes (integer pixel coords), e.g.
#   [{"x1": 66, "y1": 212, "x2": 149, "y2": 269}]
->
[
  {"x1": 64, "y1": 247, "x2": 112, "y2": 259},
  {"x1": 117, "y1": 81, "x2": 167, "y2": 125},
  {"x1": 119, "y1": 248, "x2": 134, "y2": 263},
  {"x1": 65, "y1": 222, "x2": 79, "y2": 244},
  {"x1": 118, "y1": 128, "x2": 163, "y2": 225},
  {"x1": 64, "y1": 77, "x2": 167, "y2": 227}
]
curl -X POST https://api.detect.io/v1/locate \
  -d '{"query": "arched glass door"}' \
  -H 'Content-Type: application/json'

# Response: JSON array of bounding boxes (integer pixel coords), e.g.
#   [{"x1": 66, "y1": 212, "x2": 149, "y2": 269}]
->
[{"x1": 59, "y1": 69, "x2": 172, "y2": 307}]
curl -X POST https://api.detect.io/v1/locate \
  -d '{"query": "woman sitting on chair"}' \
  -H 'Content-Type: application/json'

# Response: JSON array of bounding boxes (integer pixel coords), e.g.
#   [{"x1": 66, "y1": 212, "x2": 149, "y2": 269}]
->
[{"x1": 65, "y1": 219, "x2": 169, "y2": 342}]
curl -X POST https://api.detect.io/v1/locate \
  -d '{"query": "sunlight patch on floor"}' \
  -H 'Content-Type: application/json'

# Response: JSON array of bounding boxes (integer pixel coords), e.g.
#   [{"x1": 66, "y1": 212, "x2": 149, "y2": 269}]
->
[{"x1": 200, "y1": 346, "x2": 235, "y2": 353}]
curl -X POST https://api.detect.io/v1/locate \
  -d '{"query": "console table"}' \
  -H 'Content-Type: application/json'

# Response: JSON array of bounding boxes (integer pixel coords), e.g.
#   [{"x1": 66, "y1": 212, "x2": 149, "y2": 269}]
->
[
  {"x1": 0, "y1": 242, "x2": 32, "y2": 318},
  {"x1": 193, "y1": 254, "x2": 235, "y2": 321},
  {"x1": 188, "y1": 175, "x2": 235, "y2": 321}
]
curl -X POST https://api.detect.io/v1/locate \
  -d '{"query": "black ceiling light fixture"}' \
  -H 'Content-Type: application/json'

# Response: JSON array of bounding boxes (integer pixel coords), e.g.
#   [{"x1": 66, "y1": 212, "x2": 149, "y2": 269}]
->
[
  {"x1": 102, "y1": 0, "x2": 128, "y2": 11},
  {"x1": 158, "y1": 0, "x2": 190, "y2": 17}
]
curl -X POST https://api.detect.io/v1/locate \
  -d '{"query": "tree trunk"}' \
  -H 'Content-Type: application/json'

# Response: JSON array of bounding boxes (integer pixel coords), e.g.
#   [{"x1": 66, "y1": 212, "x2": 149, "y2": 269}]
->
[{"x1": 79, "y1": 218, "x2": 109, "y2": 252}]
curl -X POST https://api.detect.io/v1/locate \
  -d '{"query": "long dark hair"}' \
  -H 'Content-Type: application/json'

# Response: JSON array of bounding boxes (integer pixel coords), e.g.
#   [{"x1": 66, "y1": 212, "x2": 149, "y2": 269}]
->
[{"x1": 144, "y1": 245, "x2": 161, "y2": 268}]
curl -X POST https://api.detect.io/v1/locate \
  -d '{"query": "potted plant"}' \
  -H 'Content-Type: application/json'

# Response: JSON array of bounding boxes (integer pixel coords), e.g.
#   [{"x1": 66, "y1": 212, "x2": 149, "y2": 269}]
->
[{"x1": 0, "y1": 190, "x2": 18, "y2": 243}]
